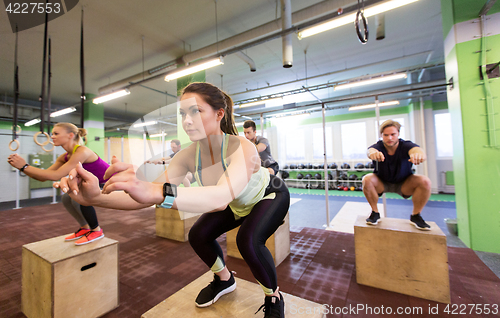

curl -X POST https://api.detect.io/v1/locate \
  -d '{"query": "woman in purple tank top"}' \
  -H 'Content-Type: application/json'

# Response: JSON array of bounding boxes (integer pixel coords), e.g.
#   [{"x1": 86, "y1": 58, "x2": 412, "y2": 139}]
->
[{"x1": 7, "y1": 122, "x2": 108, "y2": 245}]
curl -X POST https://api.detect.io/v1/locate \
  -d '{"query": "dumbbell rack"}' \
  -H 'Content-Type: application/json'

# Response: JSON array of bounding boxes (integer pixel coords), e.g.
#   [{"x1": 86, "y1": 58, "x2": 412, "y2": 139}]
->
[{"x1": 281, "y1": 162, "x2": 373, "y2": 191}]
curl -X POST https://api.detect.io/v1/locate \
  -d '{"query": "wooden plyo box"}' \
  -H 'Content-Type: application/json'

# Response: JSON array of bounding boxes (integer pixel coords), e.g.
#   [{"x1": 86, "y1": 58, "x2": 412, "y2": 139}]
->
[
  {"x1": 155, "y1": 206, "x2": 201, "y2": 242},
  {"x1": 226, "y1": 213, "x2": 290, "y2": 266},
  {"x1": 22, "y1": 235, "x2": 119, "y2": 318},
  {"x1": 142, "y1": 271, "x2": 325, "y2": 318},
  {"x1": 354, "y1": 216, "x2": 450, "y2": 303}
]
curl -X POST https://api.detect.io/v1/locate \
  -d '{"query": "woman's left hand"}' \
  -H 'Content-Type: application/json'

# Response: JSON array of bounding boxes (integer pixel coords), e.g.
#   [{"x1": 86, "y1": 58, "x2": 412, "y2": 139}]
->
[
  {"x1": 7, "y1": 153, "x2": 27, "y2": 169},
  {"x1": 102, "y1": 156, "x2": 162, "y2": 205}
]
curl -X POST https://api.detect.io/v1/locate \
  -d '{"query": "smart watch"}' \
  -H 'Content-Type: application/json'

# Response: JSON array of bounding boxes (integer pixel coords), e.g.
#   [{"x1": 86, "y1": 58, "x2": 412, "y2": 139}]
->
[
  {"x1": 160, "y1": 182, "x2": 177, "y2": 209},
  {"x1": 20, "y1": 164, "x2": 29, "y2": 172}
]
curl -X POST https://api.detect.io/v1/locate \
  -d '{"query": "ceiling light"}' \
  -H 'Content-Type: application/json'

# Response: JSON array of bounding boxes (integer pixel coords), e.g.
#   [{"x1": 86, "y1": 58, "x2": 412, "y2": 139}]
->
[
  {"x1": 334, "y1": 73, "x2": 407, "y2": 90},
  {"x1": 25, "y1": 118, "x2": 41, "y2": 127},
  {"x1": 133, "y1": 121, "x2": 157, "y2": 128},
  {"x1": 274, "y1": 111, "x2": 311, "y2": 119},
  {"x1": 348, "y1": 100, "x2": 399, "y2": 111},
  {"x1": 93, "y1": 89, "x2": 130, "y2": 104},
  {"x1": 238, "y1": 97, "x2": 283, "y2": 108},
  {"x1": 50, "y1": 107, "x2": 77, "y2": 118},
  {"x1": 149, "y1": 132, "x2": 168, "y2": 138},
  {"x1": 298, "y1": 0, "x2": 419, "y2": 39},
  {"x1": 164, "y1": 57, "x2": 223, "y2": 82}
]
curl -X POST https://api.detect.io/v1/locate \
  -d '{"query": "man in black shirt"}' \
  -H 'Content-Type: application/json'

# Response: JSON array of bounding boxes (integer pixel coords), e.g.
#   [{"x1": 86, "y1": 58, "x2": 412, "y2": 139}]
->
[
  {"x1": 363, "y1": 120, "x2": 432, "y2": 230},
  {"x1": 243, "y1": 120, "x2": 279, "y2": 175}
]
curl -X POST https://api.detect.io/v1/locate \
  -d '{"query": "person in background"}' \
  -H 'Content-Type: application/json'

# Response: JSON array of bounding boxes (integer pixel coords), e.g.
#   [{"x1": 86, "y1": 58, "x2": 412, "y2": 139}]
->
[
  {"x1": 243, "y1": 120, "x2": 279, "y2": 176},
  {"x1": 8, "y1": 122, "x2": 107, "y2": 245},
  {"x1": 363, "y1": 119, "x2": 432, "y2": 230}
]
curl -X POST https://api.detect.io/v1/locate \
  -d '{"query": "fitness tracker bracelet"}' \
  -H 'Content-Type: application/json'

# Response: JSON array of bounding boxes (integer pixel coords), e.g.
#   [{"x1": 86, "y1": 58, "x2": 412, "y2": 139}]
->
[
  {"x1": 19, "y1": 164, "x2": 29, "y2": 172},
  {"x1": 160, "y1": 182, "x2": 177, "y2": 209}
]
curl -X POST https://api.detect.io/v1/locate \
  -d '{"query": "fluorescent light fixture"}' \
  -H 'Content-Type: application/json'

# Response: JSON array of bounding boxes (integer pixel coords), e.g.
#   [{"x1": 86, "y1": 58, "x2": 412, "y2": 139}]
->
[
  {"x1": 334, "y1": 73, "x2": 407, "y2": 90},
  {"x1": 93, "y1": 89, "x2": 130, "y2": 104},
  {"x1": 25, "y1": 118, "x2": 41, "y2": 127},
  {"x1": 149, "y1": 132, "x2": 168, "y2": 138},
  {"x1": 239, "y1": 97, "x2": 283, "y2": 108},
  {"x1": 133, "y1": 121, "x2": 157, "y2": 128},
  {"x1": 50, "y1": 107, "x2": 77, "y2": 118},
  {"x1": 165, "y1": 57, "x2": 224, "y2": 82},
  {"x1": 348, "y1": 100, "x2": 399, "y2": 111},
  {"x1": 274, "y1": 112, "x2": 311, "y2": 119},
  {"x1": 298, "y1": 0, "x2": 419, "y2": 39}
]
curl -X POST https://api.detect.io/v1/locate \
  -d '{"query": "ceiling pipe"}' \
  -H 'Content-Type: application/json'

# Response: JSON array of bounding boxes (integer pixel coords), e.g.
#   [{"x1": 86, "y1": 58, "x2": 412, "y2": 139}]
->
[
  {"x1": 281, "y1": 0, "x2": 293, "y2": 68},
  {"x1": 98, "y1": 0, "x2": 375, "y2": 94},
  {"x1": 99, "y1": 59, "x2": 179, "y2": 95},
  {"x1": 234, "y1": 51, "x2": 256, "y2": 72}
]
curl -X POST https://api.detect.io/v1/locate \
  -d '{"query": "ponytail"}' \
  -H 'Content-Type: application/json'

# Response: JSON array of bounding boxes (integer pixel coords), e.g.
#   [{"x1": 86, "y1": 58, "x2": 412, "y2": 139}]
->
[{"x1": 54, "y1": 122, "x2": 86, "y2": 145}]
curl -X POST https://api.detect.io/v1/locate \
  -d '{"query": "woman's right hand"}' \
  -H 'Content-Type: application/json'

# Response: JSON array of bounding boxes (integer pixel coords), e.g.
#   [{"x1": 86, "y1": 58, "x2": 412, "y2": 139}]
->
[
  {"x1": 102, "y1": 156, "x2": 163, "y2": 205},
  {"x1": 53, "y1": 162, "x2": 102, "y2": 206}
]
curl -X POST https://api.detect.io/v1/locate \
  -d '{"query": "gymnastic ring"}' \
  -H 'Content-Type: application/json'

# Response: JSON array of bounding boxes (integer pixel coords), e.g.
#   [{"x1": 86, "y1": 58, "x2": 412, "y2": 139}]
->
[
  {"x1": 9, "y1": 139, "x2": 20, "y2": 151},
  {"x1": 42, "y1": 141, "x2": 55, "y2": 152},
  {"x1": 11, "y1": 124, "x2": 22, "y2": 134},
  {"x1": 355, "y1": 10, "x2": 368, "y2": 44},
  {"x1": 34, "y1": 131, "x2": 51, "y2": 146}
]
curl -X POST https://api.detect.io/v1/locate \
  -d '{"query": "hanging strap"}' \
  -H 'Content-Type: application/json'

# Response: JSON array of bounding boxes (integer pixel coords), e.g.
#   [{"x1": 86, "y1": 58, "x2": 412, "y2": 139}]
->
[
  {"x1": 34, "y1": 2, "x2": 51, "y2": 147},
  {"x1": 12, "y1": 24, "x2": 19, "y2": 142},
  {"x1": 80, "y1": 8, "x2": 85, "y2": 128},
  {"x1": 47, "y1": 37, "x2": 52, "y2": 135}
]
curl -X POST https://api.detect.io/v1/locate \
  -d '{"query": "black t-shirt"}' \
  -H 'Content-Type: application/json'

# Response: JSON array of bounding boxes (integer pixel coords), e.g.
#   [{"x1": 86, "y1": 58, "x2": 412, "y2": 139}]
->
[{"x1": 368, "y1": 139, "x2": 419, "y2": 184}]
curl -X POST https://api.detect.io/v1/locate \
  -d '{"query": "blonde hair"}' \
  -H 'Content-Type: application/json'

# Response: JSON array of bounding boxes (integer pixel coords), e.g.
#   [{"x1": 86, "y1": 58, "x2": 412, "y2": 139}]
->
[
  {"x1": 379, "y1": 119, "x2": 401, "y2": 135},
  {"x1": 54, "y1": 122, "x2": 87, "y2": 145}
]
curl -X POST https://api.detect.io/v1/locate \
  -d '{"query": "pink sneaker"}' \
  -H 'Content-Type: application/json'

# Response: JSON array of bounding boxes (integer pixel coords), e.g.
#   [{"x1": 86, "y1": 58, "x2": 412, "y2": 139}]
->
[
  {"x1": 65, "y1": 228, "x2": 91, "y2": 241},
  {"x1": 75, "y1": 229, "x2": 104, "y2": 245}
]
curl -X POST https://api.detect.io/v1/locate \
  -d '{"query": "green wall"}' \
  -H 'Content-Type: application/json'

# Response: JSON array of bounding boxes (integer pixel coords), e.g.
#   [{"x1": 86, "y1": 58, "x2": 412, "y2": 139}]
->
[
  {"x1": 83, "y1": 94, "x2": 105, "y2": 158},
  {"x1": 443, "y1": 1, "x2": 500, "y2": 253}
]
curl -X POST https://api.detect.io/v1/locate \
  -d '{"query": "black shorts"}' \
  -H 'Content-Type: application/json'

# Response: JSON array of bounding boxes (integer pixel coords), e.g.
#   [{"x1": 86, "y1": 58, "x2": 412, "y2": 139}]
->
[
  {"x1": 377, "y1": 179, "x2": 411, "y2": 199},
  {"x1": 266, "y1": 162, "x2": 279, "y2": 175}
]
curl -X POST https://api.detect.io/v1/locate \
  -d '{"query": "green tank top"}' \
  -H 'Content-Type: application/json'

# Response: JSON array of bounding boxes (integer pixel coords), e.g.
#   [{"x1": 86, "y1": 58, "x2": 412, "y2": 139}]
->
[{"x1": 193, "y1": 134, "x2": 270, "y2": 217}]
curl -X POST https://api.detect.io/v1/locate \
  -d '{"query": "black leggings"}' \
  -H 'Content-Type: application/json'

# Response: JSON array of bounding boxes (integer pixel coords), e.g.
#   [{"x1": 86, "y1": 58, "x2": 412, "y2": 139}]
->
[
  {"x1": 188, "y1": 175, "x2": 290, "y2": 292},
  {"x1": 80, "y1": 205, "x2": 99, "y2": 229}
]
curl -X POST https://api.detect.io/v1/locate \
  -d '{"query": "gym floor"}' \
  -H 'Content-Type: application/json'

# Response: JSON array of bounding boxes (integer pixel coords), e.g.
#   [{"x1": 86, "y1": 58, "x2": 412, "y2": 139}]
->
[{"x1": 1, "y1": 194, "x2": 499, "y2": 317}]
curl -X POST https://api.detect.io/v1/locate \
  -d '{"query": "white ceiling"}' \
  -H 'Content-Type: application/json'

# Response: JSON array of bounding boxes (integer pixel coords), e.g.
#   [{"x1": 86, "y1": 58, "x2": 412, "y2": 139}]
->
[{"x1": 0, "y1": 0, "x2": 445, "y2": 130}]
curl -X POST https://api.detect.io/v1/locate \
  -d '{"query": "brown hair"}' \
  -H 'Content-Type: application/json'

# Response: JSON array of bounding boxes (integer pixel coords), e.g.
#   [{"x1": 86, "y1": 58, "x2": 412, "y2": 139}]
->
[
  {"x1": 379, "y1": 119, "x2": 401, "y2": 135},
  {"x1": 54, "y1": 122, "x2": 87, "y2": 146},
  {"x1": 243, "y1": 120, "x2": 256, "y2": 131},
  {"x1": 181, "y1": 82, "x2": 238, "y2": 135},
  {"x1": 171, "y1": 139, "x2": 180, "y2": 146}
]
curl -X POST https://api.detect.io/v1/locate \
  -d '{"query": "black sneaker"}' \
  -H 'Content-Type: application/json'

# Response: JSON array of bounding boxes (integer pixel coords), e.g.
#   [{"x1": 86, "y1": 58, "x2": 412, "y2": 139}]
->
[
  {"x1": 255, "y1": 292, "x2": 285, "y2": 318},
  {"x1": 195, "y1": 272, "x2": 236, "y2": 307},
  {"x1": 410, "y1": 214, "x2": 431, "y2": 230},
  {"x1": 366, "y1": 211, "x2": 381, "y2": 225}
]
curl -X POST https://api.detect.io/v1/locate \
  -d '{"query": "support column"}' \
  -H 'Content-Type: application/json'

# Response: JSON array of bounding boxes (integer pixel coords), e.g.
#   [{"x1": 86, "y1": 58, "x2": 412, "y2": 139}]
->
[
  {"x1": 83, "y1": 93, "x2": 105, "y2": 158},
  {"x1": 441, "y1": 0, "x2": 500, "y2": 253}
]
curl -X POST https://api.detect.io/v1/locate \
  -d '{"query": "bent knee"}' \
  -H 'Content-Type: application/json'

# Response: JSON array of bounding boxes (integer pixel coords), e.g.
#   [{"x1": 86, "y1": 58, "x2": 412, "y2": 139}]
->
[
  {"x1": 362, "y1": 173, "x2": 377, "y2": 186},
  {"x1": 417, "y1": 175, "x2": 432, "y2": 190}
]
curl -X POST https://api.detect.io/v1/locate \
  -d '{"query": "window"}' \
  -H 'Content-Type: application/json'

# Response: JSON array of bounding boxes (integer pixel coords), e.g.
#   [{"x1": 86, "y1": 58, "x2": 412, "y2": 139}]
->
[
  {"x1": 434, "y1": 112, "x2": 453, "y2": 157},
  {"x1": 285, "y1": 128, "x2": 305, "y2": 160},
  {"x1": 313, "y1": 127, "x2": 332, "y2": 159},
  {"x1": 341, "y1": 122, "x2": 367, "y2": 159}
]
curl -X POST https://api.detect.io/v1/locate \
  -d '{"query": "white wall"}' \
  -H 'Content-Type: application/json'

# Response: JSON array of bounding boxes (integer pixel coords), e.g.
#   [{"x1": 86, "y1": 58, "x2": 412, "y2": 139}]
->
[{"x1": 0, "y1": 129, "x2": 66, "y2": 203}]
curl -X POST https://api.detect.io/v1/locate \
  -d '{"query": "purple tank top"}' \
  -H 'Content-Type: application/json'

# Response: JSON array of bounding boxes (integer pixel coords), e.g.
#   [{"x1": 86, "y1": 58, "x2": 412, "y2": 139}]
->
[{"x1": 64, "y1": 149, "x2": 110, "y2": 184}]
